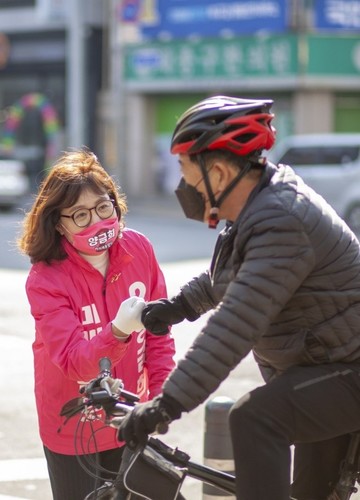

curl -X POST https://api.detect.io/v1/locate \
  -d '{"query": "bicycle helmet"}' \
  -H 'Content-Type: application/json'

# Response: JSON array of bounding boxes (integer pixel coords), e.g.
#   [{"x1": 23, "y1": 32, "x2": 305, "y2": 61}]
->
[{"x1": 171, "y1": 95, "x2": 275, "y2": 157}]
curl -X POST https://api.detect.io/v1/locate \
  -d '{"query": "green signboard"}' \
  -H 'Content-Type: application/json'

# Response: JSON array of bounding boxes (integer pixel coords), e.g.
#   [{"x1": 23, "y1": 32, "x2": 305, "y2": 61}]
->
[
  {"x1": 124, "y1": 34, "x2": 360, "y2": 83},
  {"x1": 124, "y1": 35, "x2": 299, "y2": 82},
  {"x1": 307, "y1": 35, "x2": 360, "y2": 75}
]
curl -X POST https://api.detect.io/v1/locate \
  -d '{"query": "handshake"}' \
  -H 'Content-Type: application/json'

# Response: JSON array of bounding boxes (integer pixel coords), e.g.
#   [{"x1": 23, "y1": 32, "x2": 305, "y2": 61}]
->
[{"x1": 113, "y1": 293, "x2": 199, "y2": 337}]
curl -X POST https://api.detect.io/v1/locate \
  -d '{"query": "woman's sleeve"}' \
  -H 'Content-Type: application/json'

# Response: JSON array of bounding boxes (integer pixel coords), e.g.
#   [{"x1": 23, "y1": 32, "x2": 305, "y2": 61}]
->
[{"x1": 26, "y1": 270, "x2": 130, "y2": 382}]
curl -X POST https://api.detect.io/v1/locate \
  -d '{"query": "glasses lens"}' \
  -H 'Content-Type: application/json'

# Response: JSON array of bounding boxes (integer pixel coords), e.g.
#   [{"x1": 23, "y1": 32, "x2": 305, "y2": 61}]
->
[
  {"x1": 71, "y1": 200, "x2": 115, "y2": 227},
  {"x1": 95, "y1": 200, "x2": 115, "y2": 220},
  {"x1": 73, "y1": 209, "x2": 91, "y2": 227}
]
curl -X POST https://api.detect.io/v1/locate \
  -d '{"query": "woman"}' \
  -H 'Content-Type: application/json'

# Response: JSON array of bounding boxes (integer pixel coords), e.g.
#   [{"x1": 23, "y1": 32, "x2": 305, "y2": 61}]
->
[{"x1": 18, "y1": 148, "x2": 176, "y2": 499}]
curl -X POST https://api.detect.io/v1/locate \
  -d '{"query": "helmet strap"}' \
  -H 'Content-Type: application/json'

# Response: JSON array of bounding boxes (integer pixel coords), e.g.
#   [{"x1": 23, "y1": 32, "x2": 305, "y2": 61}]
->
[
  {"x1": 197, "y1": 155, "x2": 219, "y2": 229},
  {"x1": 197, "y1": 155, "x2": 252, "y2": 229},
  {"x1": 197, "y1": 155, "x2": 217, "y2": 207}
]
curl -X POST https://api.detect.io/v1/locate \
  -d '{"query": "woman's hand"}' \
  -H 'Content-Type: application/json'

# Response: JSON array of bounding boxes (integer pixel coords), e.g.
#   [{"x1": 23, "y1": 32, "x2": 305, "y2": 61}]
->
[{"x1": 112, "y1": 296, "x2": 145, "y2": 339}]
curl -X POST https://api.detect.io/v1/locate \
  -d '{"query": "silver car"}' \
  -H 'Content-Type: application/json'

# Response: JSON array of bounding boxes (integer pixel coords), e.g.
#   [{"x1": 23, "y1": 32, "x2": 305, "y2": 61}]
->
[
  {"x1": 268, "y1": 133, "x2": 360, "y2": 232},
  {"x1": 0, "y1": 154, "x2": 30, "y2": 209}
]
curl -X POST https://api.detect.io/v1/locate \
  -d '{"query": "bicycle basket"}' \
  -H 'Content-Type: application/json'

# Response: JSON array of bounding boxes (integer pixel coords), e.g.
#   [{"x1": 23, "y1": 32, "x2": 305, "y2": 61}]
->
[{"x1": 124, "y1": 445, "x2": 186, "y2": 500}]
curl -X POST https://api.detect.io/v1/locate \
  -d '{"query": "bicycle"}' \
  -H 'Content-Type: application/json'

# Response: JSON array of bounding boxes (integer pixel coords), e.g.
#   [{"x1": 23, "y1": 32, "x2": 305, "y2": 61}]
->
[{"x1": 60, "y1": 358, "x2": 360, "y2": 500}]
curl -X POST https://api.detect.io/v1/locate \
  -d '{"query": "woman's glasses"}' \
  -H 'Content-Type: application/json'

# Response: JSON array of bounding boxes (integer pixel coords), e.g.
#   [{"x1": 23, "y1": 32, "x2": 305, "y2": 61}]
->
[{"x1": 60, "y1": 199, "x2": 116, "y2": 228}]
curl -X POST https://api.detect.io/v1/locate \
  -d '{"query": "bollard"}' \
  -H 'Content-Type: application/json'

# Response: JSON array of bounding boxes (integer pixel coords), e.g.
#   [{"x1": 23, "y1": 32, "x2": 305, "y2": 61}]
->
[{"x1": 203, "y1": 396, "x2": 236, "y2": 500}]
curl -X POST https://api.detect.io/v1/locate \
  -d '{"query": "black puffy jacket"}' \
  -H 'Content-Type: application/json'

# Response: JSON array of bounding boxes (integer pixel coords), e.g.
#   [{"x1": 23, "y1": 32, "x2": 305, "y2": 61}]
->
[{"x1": 163, "y1": 162, "x2": 360, "y2": 412}]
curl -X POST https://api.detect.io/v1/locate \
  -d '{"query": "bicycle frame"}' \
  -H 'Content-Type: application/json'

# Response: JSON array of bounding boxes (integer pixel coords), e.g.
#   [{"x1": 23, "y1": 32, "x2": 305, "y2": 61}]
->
[
  {"x1": 87, "y1": 430, "x2": 360, "y2": 500},
  {"x1": 59, "y1": 358, "x2": 360, "y2": 500},
  {"x1": 123, "y1": 435, "x2": 236, "y2": 499},
  {"x1": 329, "y1": 431, "x2": 360, "y2": 500}
]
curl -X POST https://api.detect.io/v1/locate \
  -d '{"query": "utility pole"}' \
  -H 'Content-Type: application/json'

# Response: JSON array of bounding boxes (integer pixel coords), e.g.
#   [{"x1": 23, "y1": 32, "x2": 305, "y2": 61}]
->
[
  {"x1": 67, "y1": 0, "x2": 86, "y2": 148},
  {"x1": 109, "y1": 0, "x2": 129, "y2": 188}
]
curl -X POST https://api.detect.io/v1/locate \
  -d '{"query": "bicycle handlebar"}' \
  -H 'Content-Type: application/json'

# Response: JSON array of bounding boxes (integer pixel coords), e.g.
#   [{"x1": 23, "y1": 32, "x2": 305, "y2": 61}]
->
[
  {"x1": 99, "y1": 356, "x2": 111, "y2": 375},
  {"x1": 60, "y1": 357, "x2": 139, "y2": 421},
  {"x1": 60, "y1": 357, "x2": 169, "y2": 444}
]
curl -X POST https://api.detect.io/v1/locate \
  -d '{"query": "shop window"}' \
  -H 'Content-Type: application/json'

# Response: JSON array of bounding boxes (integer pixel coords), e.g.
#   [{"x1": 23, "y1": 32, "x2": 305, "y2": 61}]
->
[{"x1": 0, "y1": 0, "x2": 35, "y2": 7}]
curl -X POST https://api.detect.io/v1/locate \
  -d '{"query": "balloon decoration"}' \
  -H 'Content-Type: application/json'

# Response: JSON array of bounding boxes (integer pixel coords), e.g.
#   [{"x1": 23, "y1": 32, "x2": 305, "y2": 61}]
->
[{"x1": 0, "y1": 92, "x2": 60, "y2": 168}]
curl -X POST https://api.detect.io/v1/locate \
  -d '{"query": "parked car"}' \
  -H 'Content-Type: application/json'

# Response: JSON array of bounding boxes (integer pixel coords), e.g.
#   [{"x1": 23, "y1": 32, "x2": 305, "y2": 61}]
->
[
  {"x1": 268, "y1": 133, "x2": 360, "y2": 232},
  {"x1": 0, "y1": 153, "x2": 30, "y2": 209}
]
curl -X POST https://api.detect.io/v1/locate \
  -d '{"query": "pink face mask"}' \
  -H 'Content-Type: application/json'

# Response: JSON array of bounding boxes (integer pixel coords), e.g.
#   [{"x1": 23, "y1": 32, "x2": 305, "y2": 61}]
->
[{"x1": 67, "y1": 218, "x2": 120, "y2": 255}]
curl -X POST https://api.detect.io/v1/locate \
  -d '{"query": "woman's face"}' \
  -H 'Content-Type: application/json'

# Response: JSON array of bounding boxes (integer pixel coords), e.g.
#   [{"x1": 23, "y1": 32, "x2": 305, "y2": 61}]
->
[{"x1": 58, "y1": 189, "x2": 115, "y2": 235}]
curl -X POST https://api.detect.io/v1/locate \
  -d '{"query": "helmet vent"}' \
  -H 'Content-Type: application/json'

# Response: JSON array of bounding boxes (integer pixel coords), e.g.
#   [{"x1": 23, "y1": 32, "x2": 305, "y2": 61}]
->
[{"x1": 171, "y1": 95, "x2": 275, "y2": 156}]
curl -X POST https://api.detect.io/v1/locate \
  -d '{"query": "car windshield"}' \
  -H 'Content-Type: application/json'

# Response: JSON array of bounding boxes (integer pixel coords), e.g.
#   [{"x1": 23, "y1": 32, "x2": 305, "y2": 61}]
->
[{"x1": 279, "y1": 146, "x2": 360, "y2": 167}]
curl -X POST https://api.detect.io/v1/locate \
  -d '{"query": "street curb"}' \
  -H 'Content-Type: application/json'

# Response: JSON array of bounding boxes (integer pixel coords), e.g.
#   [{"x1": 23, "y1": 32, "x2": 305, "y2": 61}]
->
[{"x1": 0, "y1": 459, "x2": 47, "y2": 482}]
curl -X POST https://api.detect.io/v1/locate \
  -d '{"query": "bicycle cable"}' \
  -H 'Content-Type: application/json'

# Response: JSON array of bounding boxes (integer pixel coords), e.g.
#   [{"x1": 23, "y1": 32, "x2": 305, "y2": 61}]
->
[{"x1": 73, "y1": 406, "x2": 119, "y2": 484}]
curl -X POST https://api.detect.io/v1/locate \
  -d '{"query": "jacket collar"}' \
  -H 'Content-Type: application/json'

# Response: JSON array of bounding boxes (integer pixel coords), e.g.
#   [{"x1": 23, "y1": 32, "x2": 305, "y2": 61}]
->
[{"x1": 229, "y1": 161, "x2": 275, "y2": 232}]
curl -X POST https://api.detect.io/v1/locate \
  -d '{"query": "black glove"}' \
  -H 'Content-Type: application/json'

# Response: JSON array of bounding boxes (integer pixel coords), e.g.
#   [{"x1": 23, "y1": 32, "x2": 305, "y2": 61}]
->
[
  {"x1": 141, "y1": 294, "x2": 199, "y2": 335},
  {"x1": 118, "y1": 395, "x2": 183, "y2": 450}
]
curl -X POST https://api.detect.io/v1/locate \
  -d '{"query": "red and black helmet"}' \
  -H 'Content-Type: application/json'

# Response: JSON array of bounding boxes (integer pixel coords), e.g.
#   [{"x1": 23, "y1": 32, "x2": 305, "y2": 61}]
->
[{"x1": 171, "y1": 95, "x2": 276, "y2": 157}]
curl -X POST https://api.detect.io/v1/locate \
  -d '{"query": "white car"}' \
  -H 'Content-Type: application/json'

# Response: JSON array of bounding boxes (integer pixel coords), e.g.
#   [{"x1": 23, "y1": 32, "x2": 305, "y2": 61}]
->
[
  {"x1": 0, "y1": 154, "x2": 30, "y2": 209},
  {"x1": 268, "y1": 133, "x2": 360, "y2": 232}
]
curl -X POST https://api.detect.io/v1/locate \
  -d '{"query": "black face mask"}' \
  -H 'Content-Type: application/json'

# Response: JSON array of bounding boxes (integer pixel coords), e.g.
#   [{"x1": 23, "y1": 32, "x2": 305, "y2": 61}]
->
[{"x1": 175, "y1": 177, "x2": 206, "y2": 222}]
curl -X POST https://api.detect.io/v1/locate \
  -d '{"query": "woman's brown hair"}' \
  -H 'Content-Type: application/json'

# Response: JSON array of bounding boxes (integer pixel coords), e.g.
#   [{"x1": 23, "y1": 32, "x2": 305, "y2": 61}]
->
[{"x1": 18, "y1": 148, "x2": 127, "y2": 264}]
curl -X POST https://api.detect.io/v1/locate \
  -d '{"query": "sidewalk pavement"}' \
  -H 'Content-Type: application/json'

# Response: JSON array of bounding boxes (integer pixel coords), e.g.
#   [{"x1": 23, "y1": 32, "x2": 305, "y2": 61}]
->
[
  {"x1": 0, "y1": 194, "x2": 215, "y2": 499},
  {"x1": 0, "y1": 268, "x2": 51, "y2": 499},
  {"x1": 2, "y1": 263, "x2": 360, "y2": 499},
  {"x1": 0, "y1": 260, "x2": 263, "y2": 500}
]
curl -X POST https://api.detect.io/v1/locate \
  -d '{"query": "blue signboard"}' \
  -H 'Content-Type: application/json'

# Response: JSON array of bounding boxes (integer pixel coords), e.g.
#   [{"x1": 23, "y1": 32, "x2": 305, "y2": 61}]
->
[
  {"x1": 139, "y1": 0, "x2": 288, "y2": 40},
  {"x1": 315, "y1": 0, "x2": 360, "y2": 30},
  {"x1": 120, "y1": 0, "x2": 141, "y2": 22}
]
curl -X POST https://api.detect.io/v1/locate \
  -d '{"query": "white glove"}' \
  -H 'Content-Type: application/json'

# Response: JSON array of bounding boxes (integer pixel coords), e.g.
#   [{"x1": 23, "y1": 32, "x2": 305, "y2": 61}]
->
[
  {"x1": 112, "y1": 296, "x2": 146, "y2": 336},
  {"x1": 100, "y1": 376, "x2": 123, "y2": 396}
]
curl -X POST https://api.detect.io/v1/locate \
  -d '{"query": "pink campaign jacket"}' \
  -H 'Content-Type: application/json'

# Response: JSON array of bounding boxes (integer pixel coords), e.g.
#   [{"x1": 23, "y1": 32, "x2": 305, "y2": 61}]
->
[{"x1": 26, "y1": 228, "x2": 176, "y2": 455}]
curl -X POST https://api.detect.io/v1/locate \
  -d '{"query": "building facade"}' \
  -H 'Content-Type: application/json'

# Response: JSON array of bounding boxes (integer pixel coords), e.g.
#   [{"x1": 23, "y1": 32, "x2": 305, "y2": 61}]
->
[
  {"x1": 115, "y1": 0, "x2": 360, "y2": 196},
  {"x1": 0, "y1": 0, "x2": 106, "y2": 188},
  {"x1": 0, "y1": 0, "x2": 359, "y2": 198}
]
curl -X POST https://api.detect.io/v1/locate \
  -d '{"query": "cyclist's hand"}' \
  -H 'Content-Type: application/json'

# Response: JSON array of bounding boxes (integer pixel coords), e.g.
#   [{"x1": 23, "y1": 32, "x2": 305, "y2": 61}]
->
[
  {"x1": 141, "y1": 297, "x2": 196, "y2": 335},
  {"x1": 118, "y1": 397, "x2": 172, "y2": 449},
  {"x1": 113, "y1": 296, "x2": 145, "y2": 337}
]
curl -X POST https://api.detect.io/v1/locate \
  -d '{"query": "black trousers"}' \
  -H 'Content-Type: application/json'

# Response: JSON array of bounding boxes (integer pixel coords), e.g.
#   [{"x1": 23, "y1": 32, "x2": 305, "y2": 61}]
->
[
  {"x1": 228, "y1": 362, "x2": 360, "y2": 500},
  {"x1": 44, "y1": 445, "x2": 124, "y2": 500}
]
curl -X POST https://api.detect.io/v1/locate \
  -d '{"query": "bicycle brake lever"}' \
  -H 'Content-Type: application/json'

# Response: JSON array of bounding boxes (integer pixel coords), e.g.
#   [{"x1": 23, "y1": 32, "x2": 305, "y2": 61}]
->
[
  {"x1": 100, "y1": 378, "x2": 112, "y2": 396},
  {"x1": 60, "y1": 397, "x2": 86, "y2": 418}
]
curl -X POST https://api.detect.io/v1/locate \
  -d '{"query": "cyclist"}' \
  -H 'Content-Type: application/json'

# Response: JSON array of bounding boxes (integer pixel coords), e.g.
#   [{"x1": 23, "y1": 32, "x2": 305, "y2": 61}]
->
[
  {"x1": 18, "y1": 149, "x2": 175, "y2": 500},
  {"x1": 118, "y1": 96, "x2": 360, "y2": 500}
]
